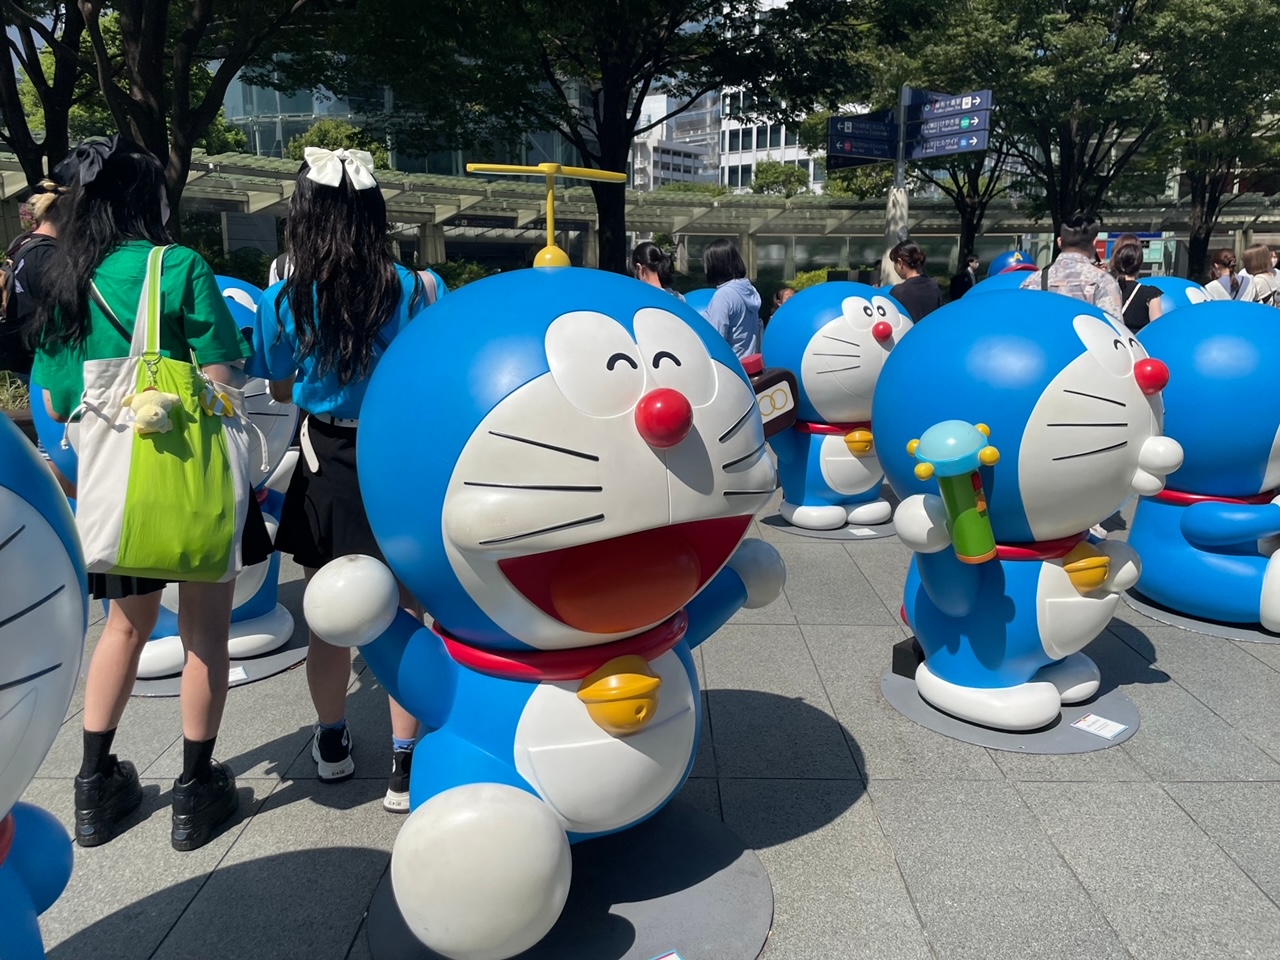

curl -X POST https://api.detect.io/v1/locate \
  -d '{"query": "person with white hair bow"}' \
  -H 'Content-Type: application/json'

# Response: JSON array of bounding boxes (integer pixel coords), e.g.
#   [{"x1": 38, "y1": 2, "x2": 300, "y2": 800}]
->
[{"x1": 247, "y1": 145, "x2": 435, "y2": 813}]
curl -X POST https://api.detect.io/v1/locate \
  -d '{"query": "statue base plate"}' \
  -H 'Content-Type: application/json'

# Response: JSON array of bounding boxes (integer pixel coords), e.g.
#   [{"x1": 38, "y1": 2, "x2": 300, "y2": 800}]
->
[
  {"x1": 365, "y1": 799, "x2": 773, "y2": 960},
  {"x1": 131, "y1": 623, "x2": 307, "y2": 698},
  {"x1": 1123, "y1": 590, "x2": 1280, "y2": 645},
  {"x1": 881, "y1": 670, "x2": 1140, "y2": 754}
]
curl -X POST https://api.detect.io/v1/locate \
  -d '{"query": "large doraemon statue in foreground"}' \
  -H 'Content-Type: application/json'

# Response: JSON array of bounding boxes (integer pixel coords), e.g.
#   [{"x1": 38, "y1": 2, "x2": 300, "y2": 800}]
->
[
  {"x1": 1128, "y1": 301, "x2": 1280, "y2": 629},
  {"x1": 761, "y1": 282, "x2": 912, "y2": 529},
  {"x1": 0, "y1": 414, "x2": 87, "y2": 958},
  {"x1": 304, "y1": 267, "x2": 785, "y2": 960},
  {"x1": 874, "y1": 290, "x2": 1183, "y2": 731}
]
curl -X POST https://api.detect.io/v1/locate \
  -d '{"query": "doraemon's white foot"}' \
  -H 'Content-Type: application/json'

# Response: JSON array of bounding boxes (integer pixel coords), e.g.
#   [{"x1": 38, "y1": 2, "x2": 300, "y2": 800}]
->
[
  {"x1": 1261, "y1": 554, "x2": 1280, "y2": 633},
  {"x1": 915, "y1": 662, "x2": 1062, "y2": 731},
  {"x1": 1032, "y1": 652, "x2": 1100, "y2": 704},
  {"x1": 780, "y1": 500, "x2": 848, "y2": 530},
  {"x1": 391, "y1": 783, "x2": 572, "y2": 960},
  {"x1": 847, "y1": 499, "x2": 892, "y2": 525}
]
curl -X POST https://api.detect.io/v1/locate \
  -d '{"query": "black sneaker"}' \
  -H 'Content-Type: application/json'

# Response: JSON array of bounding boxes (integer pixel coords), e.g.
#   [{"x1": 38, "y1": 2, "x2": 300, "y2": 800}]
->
[
  {"x1": 311, "y1": 724, "x2": 355, "y2": 782},
  {"x1": 384, "y1": 748, "x2": 413, "y2": 813},
  {"x1": 171, "y1": 760, "x2": 239, "y2": 852},
  {"x1": 74, "y1": 756, "x2": 143, "y2": 848}
]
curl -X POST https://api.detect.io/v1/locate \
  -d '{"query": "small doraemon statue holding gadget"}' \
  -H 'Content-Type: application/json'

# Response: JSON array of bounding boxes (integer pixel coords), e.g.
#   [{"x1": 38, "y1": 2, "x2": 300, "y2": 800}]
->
[
  {"x1": 761, "y1": 282, "x2": 912, "y2": 530},
  {"x1": 0, "y1": 413, "x2": 88, "y2": 959},
  {"x1": 304, "y1": 260, "x2": 785, "y2": 959},
  {"x1": 874, "y1": 289, "x2": 1184, "y2": 731}
]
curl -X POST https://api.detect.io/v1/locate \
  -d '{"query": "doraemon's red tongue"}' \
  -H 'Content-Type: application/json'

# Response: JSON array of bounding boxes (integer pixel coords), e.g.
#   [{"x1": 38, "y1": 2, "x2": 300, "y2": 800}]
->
[{"x1": 499, "y1": 516, "x2": 752, "y2": 634}]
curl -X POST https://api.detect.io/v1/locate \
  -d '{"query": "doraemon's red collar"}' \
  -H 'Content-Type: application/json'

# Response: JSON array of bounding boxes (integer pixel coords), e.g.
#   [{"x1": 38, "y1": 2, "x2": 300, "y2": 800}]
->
[
  {"x1": 1155, "y1": 488, "x2": 1278, "y2": 506},
  {"x1": 0, "y1": 813, "x2": 13, "y2": 868},
  {"x1": 438, "y1": 610, "x2": 689, "y2": 682},
  {"x1": 995, "y1": 533, "x2": 1087, "y2": 561},
  {"x1": 794, "y1": 420, "x2": 870, "y2": 435}
]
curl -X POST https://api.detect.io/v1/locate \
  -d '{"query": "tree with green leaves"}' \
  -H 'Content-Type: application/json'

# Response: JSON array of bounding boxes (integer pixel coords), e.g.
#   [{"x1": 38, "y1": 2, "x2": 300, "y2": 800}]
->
[
  {"x1": 751, "y1": 159, "x2": 810, "y2": 197},
  {"x1": 287, "y1": 119, "x2": 390, "y2": 168},
  {"x1": 1151, "y1": 0, "x2": 1280, "y2": 280},
  {"x1": 274, "y1": 0, "x2": 875, "y2": 272}
]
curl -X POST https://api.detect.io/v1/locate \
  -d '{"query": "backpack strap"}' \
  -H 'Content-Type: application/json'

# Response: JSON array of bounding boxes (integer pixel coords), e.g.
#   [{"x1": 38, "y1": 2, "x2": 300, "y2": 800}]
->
[
  {"x1": 1041, "y1": 266, "x2": 1050, "y2": 291},
  {"x1": 1121, "y1": 281, "x2": 1142, "y2": 314},
  {"x1": 89, "y1": 282, "x2": 133, "y2": 343}
]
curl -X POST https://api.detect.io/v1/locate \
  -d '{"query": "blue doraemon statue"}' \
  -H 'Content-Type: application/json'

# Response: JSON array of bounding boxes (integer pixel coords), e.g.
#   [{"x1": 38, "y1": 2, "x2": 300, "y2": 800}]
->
[
  {"x1": 985, "y1": 250, "x2": 1037, "y2": 278},
  {"x1": 0, "y1": 414, "x2": 87, "y2": 959},
  {"x1": 1128, "y1": 301, "x2": 1280, "y2": 628},
  {"x1": 967, "y1": 268, "x2": 1038, "y2": 297},
  {"x1": 874, "y1": 290, "x2": 1184, "y2": 730},
  {"x1": 683, "y1": 286, "x2": 714, "y2": 317},
  {"x1": 1142, "y1": 276, "x2": 1209, "y2": 316},
  {"x1": 303, "y1": 267, "x2": 785, "y2": 960},
  {"x1": 761, "y1": 282, "x2": 912, "y2": 529}
]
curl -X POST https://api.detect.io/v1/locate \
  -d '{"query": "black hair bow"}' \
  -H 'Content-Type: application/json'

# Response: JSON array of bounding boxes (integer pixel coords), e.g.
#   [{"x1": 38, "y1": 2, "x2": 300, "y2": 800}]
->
[{"x1": 55, "y1": 136, "x2": 121, "y2": 187}]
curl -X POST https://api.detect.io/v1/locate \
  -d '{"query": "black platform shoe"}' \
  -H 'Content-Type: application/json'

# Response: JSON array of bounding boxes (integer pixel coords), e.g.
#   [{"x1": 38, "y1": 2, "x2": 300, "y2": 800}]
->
[
  {"x1": 74, "y1": 757, "x2": 144, "y2": 847},
  {"x1": 170, "y1": 760, "x2": 239, "y2": 852}
]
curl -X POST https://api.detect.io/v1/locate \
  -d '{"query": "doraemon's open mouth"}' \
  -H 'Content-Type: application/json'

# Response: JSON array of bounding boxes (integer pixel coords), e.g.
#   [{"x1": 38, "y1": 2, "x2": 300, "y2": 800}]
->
[{"x1": 498, "y1": 515, "x2": 753, "y2": 634}]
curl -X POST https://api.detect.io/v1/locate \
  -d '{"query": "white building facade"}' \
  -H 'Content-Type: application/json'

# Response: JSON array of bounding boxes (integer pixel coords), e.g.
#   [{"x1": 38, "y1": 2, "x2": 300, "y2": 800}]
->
[{"x1": 630, "y1": 92, "x2": 721, "y2": 191}]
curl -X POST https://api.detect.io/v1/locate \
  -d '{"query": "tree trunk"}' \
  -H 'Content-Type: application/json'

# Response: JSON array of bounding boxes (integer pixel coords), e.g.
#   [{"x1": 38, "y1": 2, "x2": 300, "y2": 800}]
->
[
  {"x1": 590, "y1": 178, "x2": 628, "y2": 273},
  {"x1": 1185, "y1": 171, "x2": 1216, "y2": 283}
]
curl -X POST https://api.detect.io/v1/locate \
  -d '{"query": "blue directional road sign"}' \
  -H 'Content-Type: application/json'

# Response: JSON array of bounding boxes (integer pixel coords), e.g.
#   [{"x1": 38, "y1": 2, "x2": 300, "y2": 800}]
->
[
  {"x1": 828, "y1": 135, "x2": 896, "y2": 162},
  {"x1": 914, "y1": 111, "x2": 989, "y2": 138},
  {"x1": 828, "y1": 109, "x2": 897, "y2": 142},
  {"x1": 910, "y1": 89, "x2": 993, "y2": 120},
  {"x1": 910, "y1": 130, "x2": 989, "y2": 160},
  {"x1": 827, "y1": 153, "x2": 884, "y2": 172}
]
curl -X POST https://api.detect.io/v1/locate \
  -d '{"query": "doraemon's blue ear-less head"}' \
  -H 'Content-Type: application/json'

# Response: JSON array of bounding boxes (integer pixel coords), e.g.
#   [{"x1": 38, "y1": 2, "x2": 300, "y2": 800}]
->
[
  {"x1": 216, "y1": 275, "x2": 264, "y2": 311},
  {"x1": 1141, "y1": 276, "x2": 1209, "y2": 317},
  {"x1": 761, "y1": 282, "x2": 912, "y2": 423},
  {"x1": 875, "y1": 289, "x2": 1184, "y2": 541},
  {"x1": 359, "y1": 267, "x2": 776, "y2": 652},
  {"x1": 683, "y1": 287, "x2": 714, "y2": 317},
  {"x1": 986, "y1": 250, "x2": 1037, "y2": 279},
  {"x1": 0, "y1": 415, "x2": 87, "y2": 820},
  {"x1": 1139, "y1": 300, "x2": 1280, "y2": 496},
  {"x1": 967, "y1": 270, "x2": 1033, "y2": 298}
]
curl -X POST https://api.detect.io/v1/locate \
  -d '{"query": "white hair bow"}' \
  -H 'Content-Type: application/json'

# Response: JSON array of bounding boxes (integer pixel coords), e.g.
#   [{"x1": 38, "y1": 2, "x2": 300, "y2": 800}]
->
[{"x1": 303, "y1": 147, "x2": 378, "y2": 191}]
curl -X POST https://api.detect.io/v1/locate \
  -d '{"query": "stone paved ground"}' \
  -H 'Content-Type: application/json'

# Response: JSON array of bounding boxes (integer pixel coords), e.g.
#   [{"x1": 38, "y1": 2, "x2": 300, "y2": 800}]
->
[{"x1": 26, "y1": 501, "x2": 1280, "y2": 960}]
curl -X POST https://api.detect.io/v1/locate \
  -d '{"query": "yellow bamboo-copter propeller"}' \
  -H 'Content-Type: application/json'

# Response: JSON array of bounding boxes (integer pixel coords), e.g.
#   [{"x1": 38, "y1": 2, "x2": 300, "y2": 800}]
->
[{"x1": 464, "y1": 162, "x2": 628, "y2": 267}]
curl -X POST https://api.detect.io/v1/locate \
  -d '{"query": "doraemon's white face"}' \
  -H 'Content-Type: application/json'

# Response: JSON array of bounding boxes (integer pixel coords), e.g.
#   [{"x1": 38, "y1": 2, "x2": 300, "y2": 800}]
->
[
  {"x1": 441, "y1": 307, "x2": 775, "y2": 650},
  {"x1": 800, "y1": 295, "x2": 912, "y2": 422},
  {"x1": 1019, "y1": 314, "x2": 1184, "y2": 539},
  {"x1": 0, "y1": 489, "x2": 84, "y2": 819}
]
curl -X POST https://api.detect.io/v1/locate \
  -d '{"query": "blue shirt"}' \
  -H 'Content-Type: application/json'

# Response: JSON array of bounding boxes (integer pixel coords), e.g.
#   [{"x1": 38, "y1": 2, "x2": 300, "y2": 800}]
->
[
  {"x1": 705, "y1": 278, "x2": 762, "y2": 358},
  {"x1": 248, "y1": 264, "x2": 432, "y2": 419}
]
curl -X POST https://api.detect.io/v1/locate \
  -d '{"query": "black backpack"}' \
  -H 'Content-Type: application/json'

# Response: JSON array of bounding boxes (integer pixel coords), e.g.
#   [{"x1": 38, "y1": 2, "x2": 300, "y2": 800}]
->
[{"x1": 0, "y1": 233, "x2": 54, "y2": 326}]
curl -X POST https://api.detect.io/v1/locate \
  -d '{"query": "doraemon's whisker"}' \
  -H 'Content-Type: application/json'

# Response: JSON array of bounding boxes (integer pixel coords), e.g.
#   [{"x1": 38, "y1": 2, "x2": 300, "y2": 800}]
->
[
  {"x1": 813, "y1": 352, "x2": 862, "y2": 358},
  {"x1": 723, "y1": 441, "x2": 766, "y2": 470},
  {"x1": 464, "y1": 482, "x2": 603, "y2": 492},
  {"x1": 1062, "y1": 389, "x2": 1127, "y2": 408},
  {"x1": 816, "y1": 365, "x2": 862, "y2": 374},
  {"x1": 488, "y1": 431, "x2": 600, "y2": 462},
  {"x1": 1047, "y1": 422, "x2": 1129, "y2": 428},
  {"x1": 723, "y1": 489, "x2": 776, "y2": 496},
  {"x1": 718, "y1": 404, "x2": 756, "y2": 444},
  {"x1": 824, "y1": 335, "x2": 861, "y2": 347},
  {"x1": 244, "y1": 391, "x2": 268, "y2": 399},
  {"x1": 0, "y1": 584, "x2": 66, "y2": 631},
  {"x1": 0, "y1": 525, "x2": 24, "y2": 553},
  {"x1": 0, "y1": 662, "x2": 62, "y2": 692},
  {"x1": 478, "y1": 514, "x2": 605, "y2": 545},
  {"x1": 1052, "y1": 441, "x2": 1129, "y2": 461},
  {"x1": 254, "y1": 412, "x2": 293, "y2": 417}
]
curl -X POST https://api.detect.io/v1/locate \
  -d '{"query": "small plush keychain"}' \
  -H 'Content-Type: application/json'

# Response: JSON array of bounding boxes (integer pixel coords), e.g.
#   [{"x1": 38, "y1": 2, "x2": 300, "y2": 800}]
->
[{"x1": 121, "y1": 387, "x2": 181, "y2": 435}]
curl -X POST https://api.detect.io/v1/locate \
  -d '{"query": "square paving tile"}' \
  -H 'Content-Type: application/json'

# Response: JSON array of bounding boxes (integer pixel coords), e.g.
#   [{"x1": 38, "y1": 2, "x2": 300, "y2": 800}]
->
[
  {"x1": 843, "y1": 538, "x2": 912, "y2": 625},
  {"x1": 804, "y1": 624, "x2": 1003, "y2": 782},
  {"x1": 772, "y1": 542, "x2": 898, "y2": 627},
  {"x1": 870, "y1": 780, "x2": 1129, "y2": 960},
  {"x1": 722, "y1": 779, "x2": 930, "y2": 960},
  {"x1": 1019, "y1": 782, "x2": 1280, "y2": 959},
  {"x1": 1163, "y1": 781, "x2": 1280, "y2": 905},
  {"x1": 702, "y1": 624, "x2": 861, "y2": 780}
]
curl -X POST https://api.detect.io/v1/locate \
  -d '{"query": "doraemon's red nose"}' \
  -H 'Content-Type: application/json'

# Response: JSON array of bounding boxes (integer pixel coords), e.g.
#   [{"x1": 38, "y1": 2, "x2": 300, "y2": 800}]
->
[
  {"x1": 635, "y1": 388, "x2": 693, "y2": 448},
  {"x1": 872, "y1": 320, "x2": 894, "y2": 344},
  {"x1": 1134, "y1": 357, "x2": 1170, "y2": 396}
]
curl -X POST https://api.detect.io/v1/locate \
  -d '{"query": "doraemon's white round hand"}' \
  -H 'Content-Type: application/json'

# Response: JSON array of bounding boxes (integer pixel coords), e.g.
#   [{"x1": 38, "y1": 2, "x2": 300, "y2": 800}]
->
[
  {"x1": 1132, "y1": 436, "x2": 1184, "y2": 496},
  {"x1": 1098, "y1": 540, "x2": 1141, "y2": 593},
  {"x1": 391, "y1": 783, "x2": 571, "y2": 960},
  {"x1": 726, "y1": 538, "x2": 785, "y2": 608},
  {"x1": 303, "y1": 555, "x2": 399, "y2": 647},
  {"x1": 894, "y1": 494, "x2": 952, "y2": 553}
]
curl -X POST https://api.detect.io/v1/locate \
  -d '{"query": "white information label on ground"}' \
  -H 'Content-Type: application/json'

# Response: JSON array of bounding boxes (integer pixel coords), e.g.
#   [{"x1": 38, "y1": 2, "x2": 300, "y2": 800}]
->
[
  {"x1": 1071, "y1": 713, "x2": 1129, "y2": 740},
  {"x1": 647, "y1": 953, "x2": 684, "y2": 960},
  {"x1": 228, "y1": 666, "x2": 249, "y2": 683}
]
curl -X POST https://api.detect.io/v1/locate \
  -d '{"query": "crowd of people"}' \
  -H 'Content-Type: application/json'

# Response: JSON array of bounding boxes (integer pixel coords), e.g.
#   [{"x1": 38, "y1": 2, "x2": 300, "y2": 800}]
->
[{"x1": 3, "y1": 135, "x2": 1275, "y2": 857}]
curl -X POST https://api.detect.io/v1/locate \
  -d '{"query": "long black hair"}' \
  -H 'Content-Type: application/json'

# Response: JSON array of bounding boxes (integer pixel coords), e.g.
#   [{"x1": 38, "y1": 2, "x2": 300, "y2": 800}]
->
[
  {"x1": 704, "y1": 238, "x2": 747, "y2": 287},
  {"x1": 632, "y1": 240, "x2": 675, "y2": 288},
  {"x1": 277, "y1": 162, "x2": 405, "y2": 386},
  {"x1": 32, "y1": 138, "x2": 171, "y2": 350}
]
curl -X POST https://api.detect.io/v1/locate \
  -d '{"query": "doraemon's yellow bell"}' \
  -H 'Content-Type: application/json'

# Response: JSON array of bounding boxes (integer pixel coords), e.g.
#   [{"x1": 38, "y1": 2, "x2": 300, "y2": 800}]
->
[
  {"x1": 577, "y1": 655, "x2": 662, "y2": 736},
  {"x1": 465, "y1": 162, "x2": 627, "y2": 269},
  {"x1": 1062, "y1": 542, "x2": 1111, "y2": 594},
  {"x1": 845, "y1": 428, "x2": 874, "y2": 456}
]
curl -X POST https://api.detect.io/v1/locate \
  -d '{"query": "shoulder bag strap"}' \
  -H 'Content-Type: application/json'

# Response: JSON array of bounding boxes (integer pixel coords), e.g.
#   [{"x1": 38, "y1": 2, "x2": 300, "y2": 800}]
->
[
  {"x1": 89, "y1": 282, "x2": 133, "y2": 343},
  {"x1": 1041, "y1": 266, "x2": 1050, "y2": 291},
  {"x1": 129, "y1": 245, "x2": 171, "y2": 358},
  {"x1": 1121, "y1": 281, "x2": 1142, "y2": 314}
]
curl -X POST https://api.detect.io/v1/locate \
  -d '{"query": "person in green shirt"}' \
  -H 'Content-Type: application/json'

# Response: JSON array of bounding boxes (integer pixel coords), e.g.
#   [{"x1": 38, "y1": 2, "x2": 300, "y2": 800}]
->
[{"x1": 29, "y1": 137, "x2": 261, "y2": 853}]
